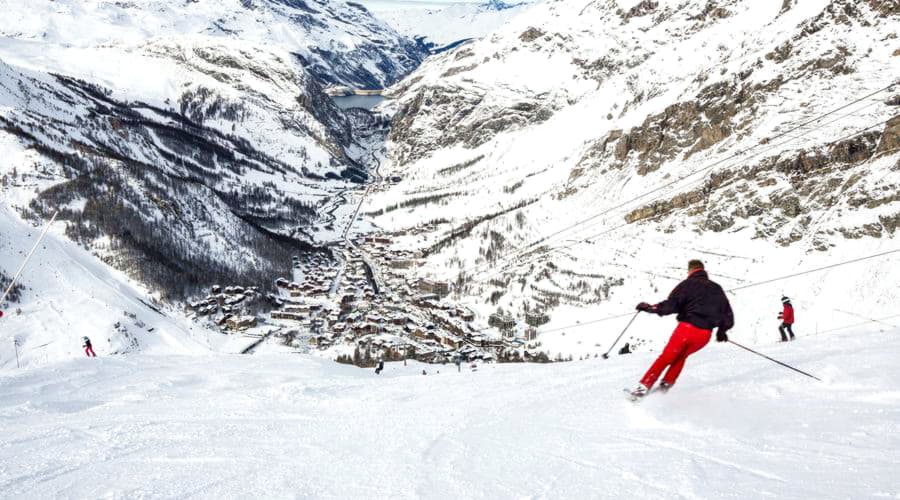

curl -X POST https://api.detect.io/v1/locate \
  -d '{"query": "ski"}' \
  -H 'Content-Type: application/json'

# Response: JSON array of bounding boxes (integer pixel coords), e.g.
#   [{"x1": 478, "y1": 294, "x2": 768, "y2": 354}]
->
[
  {"x1": 624, "y1": 386, "x2": 668, "y2": 402},
  {"x1": 624, "y1": 388, "x2": 645, "y2": 402}
]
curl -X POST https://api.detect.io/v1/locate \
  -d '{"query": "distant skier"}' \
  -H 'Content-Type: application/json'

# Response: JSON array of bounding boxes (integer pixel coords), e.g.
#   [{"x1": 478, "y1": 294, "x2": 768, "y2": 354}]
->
[
  {"x1": 82, "y1": 336, "x2": 96, "y2": 357},
  {"x1": 629, "y1": 259, "x2": 734, "y2": 399},
  {"x1": 778, "y1": 296, "x2": 796, "y2": 342},
  {"x1": 618, "y1": 342, "x2": 631, "y2": 355},
  {"x1": 375, "y1": 360, "x2": 384, "y2": 375}
]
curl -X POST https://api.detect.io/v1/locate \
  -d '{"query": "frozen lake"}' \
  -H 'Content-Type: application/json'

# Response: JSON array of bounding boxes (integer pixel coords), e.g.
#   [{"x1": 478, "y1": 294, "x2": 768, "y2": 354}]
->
[{"x1": 332, "y1": 94, "x2": 387, "y2": 110}]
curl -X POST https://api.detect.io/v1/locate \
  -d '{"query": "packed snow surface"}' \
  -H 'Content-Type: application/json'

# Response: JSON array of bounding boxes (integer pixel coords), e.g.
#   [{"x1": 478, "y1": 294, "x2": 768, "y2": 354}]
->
[{"x1": 2, "y1": 328, "x2": 899, "y2": 498}]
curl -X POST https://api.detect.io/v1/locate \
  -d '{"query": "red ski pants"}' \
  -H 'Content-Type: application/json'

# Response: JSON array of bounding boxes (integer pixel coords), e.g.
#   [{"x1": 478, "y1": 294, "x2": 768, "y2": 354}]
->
[
  {"x1": 640, "y1": 322, "x2": 711, "y2": 389},
  {"x1": 85, "y1": 346, "x2": 96, "y2": 357}
]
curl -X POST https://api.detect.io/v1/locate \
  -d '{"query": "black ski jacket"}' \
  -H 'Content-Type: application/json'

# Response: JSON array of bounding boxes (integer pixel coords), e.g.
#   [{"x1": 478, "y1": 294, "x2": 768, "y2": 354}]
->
[{"x1": 653, "y1": 270, "x2": 734, "y2": 332}]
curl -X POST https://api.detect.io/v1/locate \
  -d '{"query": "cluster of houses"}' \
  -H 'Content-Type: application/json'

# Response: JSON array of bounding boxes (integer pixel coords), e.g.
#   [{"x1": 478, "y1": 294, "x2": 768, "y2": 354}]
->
[
  {"x1": 192, "y1": 233, "x2": 556, "y2": 362},
  {"x1": 319, "y1": 234, "x2": 551, "y2": 362},
  {"x1": 187, "y1": 285, "x2": 260, "y2": 331}
]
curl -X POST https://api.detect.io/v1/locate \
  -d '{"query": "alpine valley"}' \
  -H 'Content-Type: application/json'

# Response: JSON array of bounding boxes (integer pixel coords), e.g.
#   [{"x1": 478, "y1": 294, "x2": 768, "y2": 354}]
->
[{"x1": 2, "y1": 0, "x2": 900, "y2": 497}]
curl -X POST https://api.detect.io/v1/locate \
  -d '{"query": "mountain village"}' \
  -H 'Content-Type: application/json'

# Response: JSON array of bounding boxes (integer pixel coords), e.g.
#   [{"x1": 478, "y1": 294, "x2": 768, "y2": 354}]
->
[{"x1": 189, "y1": 228, "x2": 552, "y2": 364}]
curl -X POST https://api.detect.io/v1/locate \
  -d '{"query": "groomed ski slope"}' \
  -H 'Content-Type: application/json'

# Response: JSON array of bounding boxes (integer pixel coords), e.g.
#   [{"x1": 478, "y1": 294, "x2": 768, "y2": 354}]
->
[{"x1": 2, "y1": 328, "x2": 899, "y2": 498}]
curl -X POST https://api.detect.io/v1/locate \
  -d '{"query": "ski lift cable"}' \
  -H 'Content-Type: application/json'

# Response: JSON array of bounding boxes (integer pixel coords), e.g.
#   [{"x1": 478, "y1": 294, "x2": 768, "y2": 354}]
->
[
  {"x1": 452, "y1": 82, "x2": 899, "y2": 278},
  {"x1": 459, "y1": 86, "x2": 896, "y2": 276},
  {"x1": 798, "y1": 146, "x2": 900, "y2": 259},
  {"x1": 511, "y1": 247, "x2": 900, "y2": 337},
  {"x1": 474, "y1": 100, "x2": 894, "y2": 276},
  {"x1": 471, "y1": 114, "x2": 899, "y2": 284},
  {"x1": 0, "y1": 211, "x2": 59, "y2": 307}
]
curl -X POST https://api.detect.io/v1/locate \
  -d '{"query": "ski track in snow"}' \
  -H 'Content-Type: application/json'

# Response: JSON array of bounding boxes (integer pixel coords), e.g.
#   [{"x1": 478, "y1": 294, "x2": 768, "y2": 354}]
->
[{"x1": 2, "y1": 329, "x2": 899, "y2": 498}]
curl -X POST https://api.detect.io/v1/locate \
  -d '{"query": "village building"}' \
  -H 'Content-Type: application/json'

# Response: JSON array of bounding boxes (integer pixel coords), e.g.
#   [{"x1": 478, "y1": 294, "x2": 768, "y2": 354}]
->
[
  {"x1": 454, "y1": 308, "x2": 475, "y2": 322},
  {"x1": 284, "y1": 304, "x2": 310, "y2": 314},
  {"x1": 364, "y1": 236, "x2": 392, "y2": 245},
  {"x1": 489, "y1": 312, "x2": 516, "y2": 331},
  {"x1": 525, "y1": 311, "x2": 550, "y2": 327},
  {"x1": 418, "y1": 279, "x2": 451, "y2": 297},
  {"x1": 226, "y1": 315, "x2": 256, "y2": 331},
  {"x1": 271, "y1": 311, "x2": 304, "y2": 321}
]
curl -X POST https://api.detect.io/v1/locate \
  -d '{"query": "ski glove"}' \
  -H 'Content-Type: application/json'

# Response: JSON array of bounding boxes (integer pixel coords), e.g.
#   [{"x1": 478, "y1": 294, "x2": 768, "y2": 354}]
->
[
  {"x1": 636, "y1": 302, "x2": 654, "y2": 313},
  {"x1": 716, "y1": 330, "x2": 729, "y2": 343}
]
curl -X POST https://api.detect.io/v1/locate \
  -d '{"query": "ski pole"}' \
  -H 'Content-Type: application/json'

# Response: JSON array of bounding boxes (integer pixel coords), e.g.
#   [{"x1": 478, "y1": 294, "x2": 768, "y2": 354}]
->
[
  {"x1": 602, "y1": 311, "x2": 639, "y2": 359},
  {"x1": 728, "y1": 340, "x2": 822, "y2": 381}
]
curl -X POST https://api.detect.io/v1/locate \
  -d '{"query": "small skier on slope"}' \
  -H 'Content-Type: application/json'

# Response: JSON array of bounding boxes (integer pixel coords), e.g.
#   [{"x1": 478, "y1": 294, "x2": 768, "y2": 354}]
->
[
  {"x1": 629, "y1": 259, "x2": 734, "y2": 399},
  {"x1": 82, "y1": 336, "x2": 96, "y2": 357},
  {"x1": 778, "y1": 296, "x2": 796, "y2": 342}
]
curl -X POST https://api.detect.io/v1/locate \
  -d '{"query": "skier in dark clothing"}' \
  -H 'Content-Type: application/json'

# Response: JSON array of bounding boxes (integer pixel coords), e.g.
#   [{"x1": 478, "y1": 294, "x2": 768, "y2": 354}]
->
[
  {"x1": 618, "y1": 342, "x2": 631, "y2": 355},
  {"x1": 629, "y1": 259, "x2": 734, "y2": 398},
  {"x1": 82, "y1": 336, "x2": 96, "y2": 357},
  {"x1": 375, "y1": 360, "x2": 384, "y2": 375},
  {"x1": 778, "y1": 296, "x2": 796, "y2": 342}
]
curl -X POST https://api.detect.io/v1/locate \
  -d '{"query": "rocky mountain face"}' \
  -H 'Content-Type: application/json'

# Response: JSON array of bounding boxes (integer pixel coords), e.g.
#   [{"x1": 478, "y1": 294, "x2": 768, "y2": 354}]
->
[
  {"x1": 0, "y1": 0, "x2": 422, "y2": 299},
  {"x1": 369, "y1": 0, "x2": 900, "y2": 346}
]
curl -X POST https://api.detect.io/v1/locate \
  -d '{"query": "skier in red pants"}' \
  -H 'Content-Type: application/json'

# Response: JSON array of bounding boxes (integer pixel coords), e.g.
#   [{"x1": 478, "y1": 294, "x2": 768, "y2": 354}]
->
[
  {"x1": 629, "y1": 259, "x2": 734, "y2": 398},
  {"x1": 82, "y1": 336, "x2": 96, "y2": 357}
]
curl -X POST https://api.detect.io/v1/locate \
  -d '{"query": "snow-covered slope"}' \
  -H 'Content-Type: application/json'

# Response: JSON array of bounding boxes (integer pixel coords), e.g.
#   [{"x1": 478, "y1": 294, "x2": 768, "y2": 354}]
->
[
  {"x1": 367, "y1": 0, "x2": 900, "y2": 354},
  {"x1": 0, "y1": 205, "x2": 211, "y2": 370},
  {"x1": 2, "y1": 327, "x2": 898, "y2": 497},
  {"x1": 376, "y1": 0, "x2": 534, "y2": 48},
  {"x1": 0, "y1": 0, "x2": 425, "y2": 89}
]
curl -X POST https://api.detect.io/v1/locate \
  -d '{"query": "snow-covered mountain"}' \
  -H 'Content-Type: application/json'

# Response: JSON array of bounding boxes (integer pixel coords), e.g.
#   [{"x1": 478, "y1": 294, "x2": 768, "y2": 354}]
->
[
  {"x1": 375, "y1": 0, "x2": 534, "y2": 49},
  {"x1": 0, "y1": 0, "x2": 425, "y2": 89},
  {"x1": 368, "y1": 0, "x2": 900, "y2": 354},
  {"x1": 0, "y1": 0, "x2": 421, "y2": 363}
]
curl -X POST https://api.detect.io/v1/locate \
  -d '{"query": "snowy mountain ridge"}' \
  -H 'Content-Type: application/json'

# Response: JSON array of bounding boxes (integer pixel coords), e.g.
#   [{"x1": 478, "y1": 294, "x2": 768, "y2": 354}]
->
[
  {"x1": 0, "y1": 0, "x2": 425, "y2": 89},
  {"x1": 374, "y1": 0, "x2": 535, "y2": 48}
]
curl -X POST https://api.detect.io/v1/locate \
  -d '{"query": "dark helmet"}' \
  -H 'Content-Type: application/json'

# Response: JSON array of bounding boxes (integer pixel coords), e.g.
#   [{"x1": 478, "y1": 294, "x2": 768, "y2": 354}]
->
[{"x1": 781, "y1": 296, "x2": 791, "y2": 304}]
